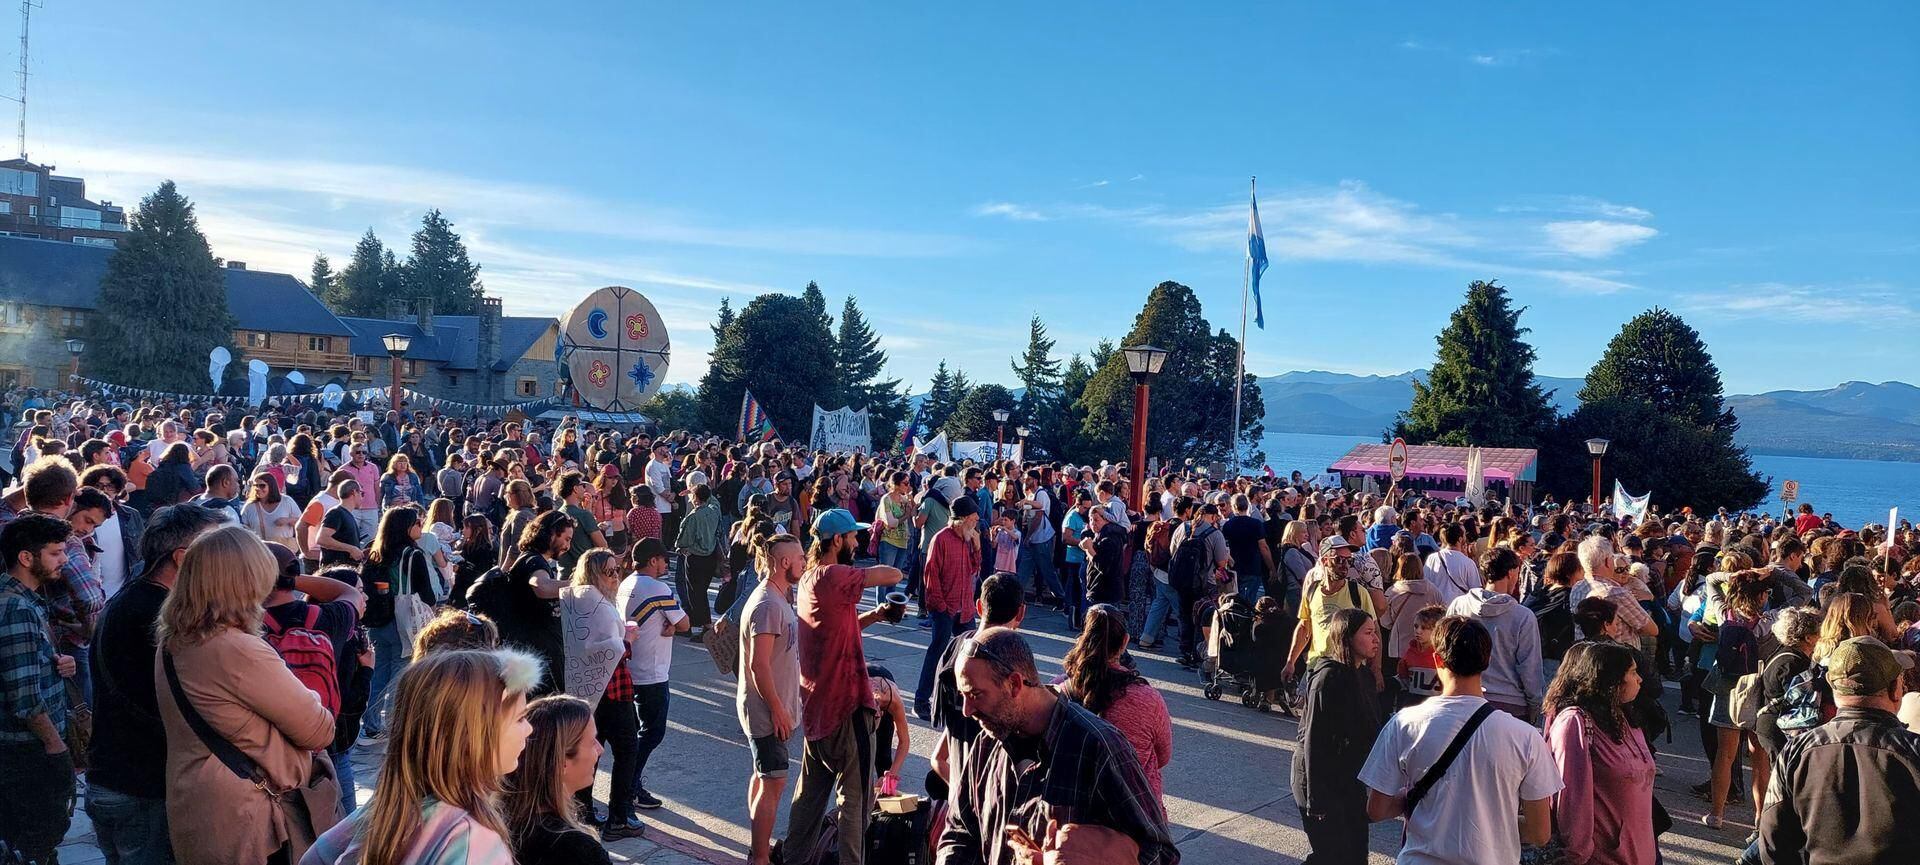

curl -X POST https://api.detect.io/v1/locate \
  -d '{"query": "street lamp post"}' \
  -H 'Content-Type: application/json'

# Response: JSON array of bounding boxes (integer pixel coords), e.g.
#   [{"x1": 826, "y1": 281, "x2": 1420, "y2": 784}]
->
[
  {"x1": 64, "y1": 338, "x2": 85, "y2": 388},
  {"x1": 1122, "y1": 344, "x2": 1170, "y2": 513},
  {"x1": 992, "y1": 408, "x2": 1010, "y2": 464},
  {"x1": 1585, "y1": 437, "x2": 1611, "y2": 511},
  {"x1": 382, "y1": 333, "x2": 412, "y2": 413},
  {"x1": 1015, "y1": 425, "x2": 1029, "y2": 462}
]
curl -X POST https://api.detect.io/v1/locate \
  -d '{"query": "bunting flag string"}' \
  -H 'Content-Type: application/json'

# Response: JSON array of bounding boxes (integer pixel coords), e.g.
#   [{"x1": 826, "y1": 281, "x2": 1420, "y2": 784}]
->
[{"x1": 70, "y1": 377, "x2": 562, "y2": 417}]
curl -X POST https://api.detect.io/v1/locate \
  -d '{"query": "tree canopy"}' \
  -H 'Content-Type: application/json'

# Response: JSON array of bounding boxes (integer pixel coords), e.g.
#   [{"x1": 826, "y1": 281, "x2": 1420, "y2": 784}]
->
[
  {"x1": 1580, "y1": 308, "x2": 1737, "y2": 433},
  {"x1": 834, "y1": 296, "x2": 908, "y2": 434},
  {"x1": 1394, "y1": 280, "x2": 1558, "y2": 448},
  {"x1": 402, "y1": 209, "x2": 484, "y2": 315},
  {"x1": 1011, "y1": 315, "x2": 1063, "y2": 434},
  {"x1": 945, "y1": 383, "x2": 1017, "y2": 442},
  {"x1": 695, "y1": 291, "x2": 837, "y2": 440},
  {"x1": 324, "y1": 229, "x2": 388, "y2": 316},
  {"x1": 86, "y1": 181, "x2": 236, "y2": 391}
]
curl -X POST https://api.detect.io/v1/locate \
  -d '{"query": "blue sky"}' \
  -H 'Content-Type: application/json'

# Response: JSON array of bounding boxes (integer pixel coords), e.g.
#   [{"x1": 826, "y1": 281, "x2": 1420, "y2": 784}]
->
[{"x1": 18, "y1": 3, "x2": 1918, "y2": 394}]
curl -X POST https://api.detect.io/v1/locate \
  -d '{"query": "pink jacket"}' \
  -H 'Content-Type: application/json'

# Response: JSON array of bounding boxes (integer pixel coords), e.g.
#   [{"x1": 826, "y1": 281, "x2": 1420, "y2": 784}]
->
[{"x1": 923, "y1": 526, "x2": 979, "y2": 621}]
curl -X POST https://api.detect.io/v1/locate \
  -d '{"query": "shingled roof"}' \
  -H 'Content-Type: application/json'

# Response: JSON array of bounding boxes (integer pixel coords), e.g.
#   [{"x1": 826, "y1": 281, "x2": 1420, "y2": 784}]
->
[
  {"x1": 337, "y1": 314, "x2": 552, "y2": 371},
  {"x1": 0, "y1": 234, "x2": 355, "y2": 336}
]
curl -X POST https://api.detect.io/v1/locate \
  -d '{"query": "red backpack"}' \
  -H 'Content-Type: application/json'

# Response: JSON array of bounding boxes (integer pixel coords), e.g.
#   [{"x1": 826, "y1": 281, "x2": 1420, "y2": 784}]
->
[{"x1": 265, "y1": 605, "x2": 341, "y2": 715}]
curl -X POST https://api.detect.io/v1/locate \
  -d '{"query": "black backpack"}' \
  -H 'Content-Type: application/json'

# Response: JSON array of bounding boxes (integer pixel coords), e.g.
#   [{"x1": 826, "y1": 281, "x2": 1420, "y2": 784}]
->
[
  {"x1": 1168, "y1": 523, "x2": 1218, "y2": 594},
  {"x1": 465, "y1": 565, "x2": 512, "y2": 622},
  {"x1": 1524, "y1": 586, "x2": 1576, "y2": 661}
]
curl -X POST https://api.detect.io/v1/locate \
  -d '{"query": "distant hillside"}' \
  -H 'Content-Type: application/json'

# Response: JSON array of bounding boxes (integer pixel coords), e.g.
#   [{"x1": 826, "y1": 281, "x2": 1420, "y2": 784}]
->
[{"x1": 1257, "y1": 372, "x2": 1920, "y2": 463}]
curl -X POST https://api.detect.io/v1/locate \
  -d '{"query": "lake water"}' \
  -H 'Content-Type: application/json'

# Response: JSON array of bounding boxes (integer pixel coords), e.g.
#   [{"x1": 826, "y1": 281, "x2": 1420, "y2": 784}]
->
[{"x1": 1257, "y1": 431, "x2": 1919, "y2": 529}]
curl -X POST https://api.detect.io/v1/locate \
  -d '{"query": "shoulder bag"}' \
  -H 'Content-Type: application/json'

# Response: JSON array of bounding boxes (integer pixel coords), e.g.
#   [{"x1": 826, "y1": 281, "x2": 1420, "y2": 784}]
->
[{"x1": 1403, "y1": 702, "x2": 1496, "y2": 818}]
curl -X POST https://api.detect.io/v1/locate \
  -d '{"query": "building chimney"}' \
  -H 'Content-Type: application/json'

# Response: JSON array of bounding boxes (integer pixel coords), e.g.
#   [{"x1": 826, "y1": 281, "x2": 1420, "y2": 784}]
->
[
  {"x1": 226, "y1": 261, "x2": 247, "y2": 270},
  {"x1": 387, "y1": 298, "x2": 409, "y2": 321},
  {"x1": 415, "y1": 297, "x2": 434, "y2": 336},
  {"x1": 479, "y1": 297, "x2": 503, "y2": 394}
]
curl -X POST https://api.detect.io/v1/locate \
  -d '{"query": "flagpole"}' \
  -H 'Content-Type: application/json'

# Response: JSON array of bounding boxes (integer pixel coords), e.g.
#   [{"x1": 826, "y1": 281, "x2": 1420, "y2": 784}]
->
[{"x1": 1233, "y1": 175, "x2": 1253, "y2": 474}]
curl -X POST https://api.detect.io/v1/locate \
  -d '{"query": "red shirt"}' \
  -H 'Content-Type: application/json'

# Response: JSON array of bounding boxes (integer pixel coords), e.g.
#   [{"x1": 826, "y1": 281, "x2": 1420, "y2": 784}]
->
[
  {"x1": 923, "y1": 526, "x2": 979, "y2": 621},
  {"x1": 1794, "y1": 513, "x2": 1822, "y2": 534},
  {"x1": 796, "y1": 563, "x2": 877, "y2": 740}
]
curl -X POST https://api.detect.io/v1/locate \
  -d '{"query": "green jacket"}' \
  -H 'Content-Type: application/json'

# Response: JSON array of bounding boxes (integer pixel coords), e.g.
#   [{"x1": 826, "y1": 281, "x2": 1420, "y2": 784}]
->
[{"x1": 676, "y1": 501, "x2": 719, "y2": 557}]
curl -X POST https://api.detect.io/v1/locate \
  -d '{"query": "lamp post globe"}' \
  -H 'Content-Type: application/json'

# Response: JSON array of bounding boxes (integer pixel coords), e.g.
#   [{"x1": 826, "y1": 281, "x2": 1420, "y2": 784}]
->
[
  {"x1": 1120, "y1": 344, "x2": 1169, "y2": 512},
  {"x1": 382, "y1": 333, "x2": 412, "y2": 412}
]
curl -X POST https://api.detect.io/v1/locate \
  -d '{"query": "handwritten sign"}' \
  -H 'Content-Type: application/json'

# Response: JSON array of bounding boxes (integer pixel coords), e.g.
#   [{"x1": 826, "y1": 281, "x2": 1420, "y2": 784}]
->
[{"x1": 559, "y1": 588, "x2": 625, "y2": 701}]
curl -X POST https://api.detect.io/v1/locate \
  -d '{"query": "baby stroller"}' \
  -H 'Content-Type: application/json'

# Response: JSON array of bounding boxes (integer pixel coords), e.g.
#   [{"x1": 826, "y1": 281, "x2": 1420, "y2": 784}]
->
[{"x1": 1201, "y1": 594, "x2": 1269, "y2": 710}]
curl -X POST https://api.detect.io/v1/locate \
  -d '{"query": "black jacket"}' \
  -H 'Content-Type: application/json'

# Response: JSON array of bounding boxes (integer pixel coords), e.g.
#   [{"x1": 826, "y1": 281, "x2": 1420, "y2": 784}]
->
[
  {"x1": 1759, "y1": 706, "x2": 1920, "y2": 865},
  {"x1": 1290, "y1": 656, "x2": 1385, "y2": 813}
]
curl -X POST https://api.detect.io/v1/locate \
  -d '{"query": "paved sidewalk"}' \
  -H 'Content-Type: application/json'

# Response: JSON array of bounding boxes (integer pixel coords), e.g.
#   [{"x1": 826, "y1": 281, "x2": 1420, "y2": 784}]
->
[{"x1": 59, "y1": 595, "x2": 1749, "y2": 864}]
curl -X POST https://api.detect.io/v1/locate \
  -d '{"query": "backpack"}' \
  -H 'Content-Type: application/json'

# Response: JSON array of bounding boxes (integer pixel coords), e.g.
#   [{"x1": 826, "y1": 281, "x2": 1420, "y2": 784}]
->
[
  {"x1": 1765, "y1": 663, "x2": 1834, "y2": 734},
  {"x1": 264, "y1": 605, "x2": 341, "y2": 715},
  {"x1": 1729, "y1": 669, "x2": 1767, "y2": 730},
  {"x1": 1046, "y1": 488, "x2": 1068, "y2": 539},
  {"x1": 1708, "y1": 612, "x2": 1762, "y2": 694},
  {"x1": 1524, "y1": 586, "x2": 1576, "y2": 661},
  {"x1": 1168, "y1": 523, "x2": 1218, "y2": 594},
  {"x1": 465, "y1": 566, "x2": 512, "y2": 620},
  {"x1": 1147, "y1": 519, "x2": 1180, "y2": 571}
]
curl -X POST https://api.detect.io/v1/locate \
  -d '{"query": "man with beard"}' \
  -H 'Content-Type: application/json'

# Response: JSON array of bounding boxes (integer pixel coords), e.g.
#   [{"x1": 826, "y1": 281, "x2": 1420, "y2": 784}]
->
[
  {"x1": 0, "y1": 513, "x2": 78, "y2": 863},
  {"x1": 781, "y1": 509, "x2": 905, "y2": 865},
  {"x1": 937, "y1": 627, "x2": 1179, "y2": 865}
]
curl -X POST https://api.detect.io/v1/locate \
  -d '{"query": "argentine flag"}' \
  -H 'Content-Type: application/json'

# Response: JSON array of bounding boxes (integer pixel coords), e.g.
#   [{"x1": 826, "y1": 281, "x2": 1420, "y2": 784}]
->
[{"x1": 1248, "y1": 188, "x2": 1269, "y2": 329}]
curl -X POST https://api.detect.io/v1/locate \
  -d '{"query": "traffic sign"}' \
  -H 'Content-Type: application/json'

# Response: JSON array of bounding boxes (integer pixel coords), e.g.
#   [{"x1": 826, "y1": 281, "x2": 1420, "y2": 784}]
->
[
  {"x1": 1388, "y1": 437, "x2": 1409, "y2": 483},
  {"x1": 1781, "y1": 479, "x2": 1799, "y2": 504}
]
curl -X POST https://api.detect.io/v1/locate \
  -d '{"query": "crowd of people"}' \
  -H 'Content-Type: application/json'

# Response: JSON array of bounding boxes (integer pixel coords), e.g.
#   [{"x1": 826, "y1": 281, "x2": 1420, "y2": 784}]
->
[{"x1": 1, "y1": 387, "x2": 1917, "y2": 865}]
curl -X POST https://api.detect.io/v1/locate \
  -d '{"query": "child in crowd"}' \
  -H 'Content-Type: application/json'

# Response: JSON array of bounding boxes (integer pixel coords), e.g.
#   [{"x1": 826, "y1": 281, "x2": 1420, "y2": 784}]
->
[
  {"x1": 990, "y1": 508, "x2": 1023, "y2": 574},
  {"x1": 1396, "y1": 605, "x2": 1446, "y2": 708}
]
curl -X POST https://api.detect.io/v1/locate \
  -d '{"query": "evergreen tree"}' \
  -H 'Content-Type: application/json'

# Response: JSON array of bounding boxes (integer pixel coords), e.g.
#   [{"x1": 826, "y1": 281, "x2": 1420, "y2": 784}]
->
[
  {"x1": 1542, "y1": 309, "x2": 1765, "y2": 510},
  {"x1": 1088, "y1": 339, "x2": 1115, "y2": 370},
  {"x1": 1010, "y1": 315, "x2": 1063, "y2": 430},
  {"x1": 85, "y1": 181, "x2": 236, "y2": 391},
  {"x1": 402, "y1": 209, "x2": 484, "y2": 315},
  {"x1": 833, "y1": 296, "x2": 908, "y2": 434},
  {"x1": 711, "y1": 297, "x2": 735, "y2": 345},
  {"x1": 328, "y1": 229, "x2": 388, "y2": 316},
  {"x1": 922, "y1": 362, "x2": 959, "y2": 432},
  {"x1": 1393, "y1": 280, "x2": 1557, "y2": 448},
  {"x1": 379, "y1": 249, "x2": 406, "y2": 306},
  {"x1": 1076, "y1": 281, "x2": 1264, "y2": 468},
  {"x1": 694, "y1": 293, "x2": 837, "y2": 439},
  {"x1": 801, "y1": 281, "x2": 834, "y2": 334},
  {"x1": 639, "y1": 387, "x2": 703, "y2": 434},
  {"x1": 1049, "y1": 353, "x2": 1095, "y2": 462},
  {"x1": 1579, "y1": 308, "x2": 1737, "y2": 432},
  {"x1": 945, "y1": 383, "x2": 1018, "y2": 442},
  {"x1": 308, "y1": 254, "x2": 334, "y2": 298}
]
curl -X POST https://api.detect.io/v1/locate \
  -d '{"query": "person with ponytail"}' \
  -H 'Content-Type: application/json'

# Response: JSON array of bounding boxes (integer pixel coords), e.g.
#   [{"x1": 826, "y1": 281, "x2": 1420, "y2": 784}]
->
[
  {"x1": 1059, "y1": 603, "x2": 1173, "y2": 815},
  {"x1": 502, "y1": 695, "x2": 613, "y2": 865},
  {"x1": 302, "y1": 648, "x2": 540, "y2": 865}
]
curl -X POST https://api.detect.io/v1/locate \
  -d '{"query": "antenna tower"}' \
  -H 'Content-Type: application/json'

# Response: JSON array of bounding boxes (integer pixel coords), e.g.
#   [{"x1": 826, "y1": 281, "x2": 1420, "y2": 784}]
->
[{"x1": 7, "y1": 0, "x2": 41, "y2": 160}]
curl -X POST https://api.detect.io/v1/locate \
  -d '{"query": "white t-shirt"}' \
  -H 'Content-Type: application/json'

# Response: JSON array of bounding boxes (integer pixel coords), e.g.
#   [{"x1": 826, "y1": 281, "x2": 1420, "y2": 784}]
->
[
  {"x1": 1358, "y1": 695, "x2": 1562, "y2": 865},
  {"x1": 616, "y1": 572, "x2": 687, "y2": 686},
  {"x1": 1423, "y1": 549, "x2": 1481, "y2": 605},
  {"x1": 645, "y1": 459, "x2": 674, "y2": 515},
  {"x1": 95, "y1": 510, "x2": 127, "y2": 599}
]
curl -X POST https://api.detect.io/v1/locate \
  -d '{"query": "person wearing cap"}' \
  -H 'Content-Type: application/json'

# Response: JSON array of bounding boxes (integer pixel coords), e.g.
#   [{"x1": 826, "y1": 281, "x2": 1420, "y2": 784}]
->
[
  {"x1": 914, "y1": 493, "x2": 981, "y2": 719},
  {"x1": 1758, "y1": 635, "x2": 1920, "y2": 864},
  {"x1": 782, "y1": 508, "x2": 904, "y2": 865},
  {"x1": 1284, "y1": 535, "x2": 1378, "y2": 684}
]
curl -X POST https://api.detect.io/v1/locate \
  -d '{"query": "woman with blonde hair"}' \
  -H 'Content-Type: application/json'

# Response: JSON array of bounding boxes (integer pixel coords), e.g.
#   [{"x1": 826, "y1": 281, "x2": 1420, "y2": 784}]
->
[
  {"x1": 156, "y1": 526, "x2": 338, "y2": 863},
  {"x1": 559, "y1": 548, "x2": 643, "y2": 837},
  {"x1": 1813, "y1": 592, "x2": 1879, "y2": 661},
  {"x1": 380, "y1": 452, "x2": 425, "y2": 511},
  {"x1": 503, "y1": 695, "x2": 613, "y2": 864},
  {"x1": 498, "y1": 479, "x2": 538, "y2": 564},
  {"x1": 303, "y1": 649, "x2": 540, "y2": 865}
]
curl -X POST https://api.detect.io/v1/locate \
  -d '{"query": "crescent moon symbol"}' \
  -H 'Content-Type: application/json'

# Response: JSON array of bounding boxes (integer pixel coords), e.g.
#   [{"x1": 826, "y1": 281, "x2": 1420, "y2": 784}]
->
[{"x1": 586, "y1": 309, "x2": 609, "y2": 339}]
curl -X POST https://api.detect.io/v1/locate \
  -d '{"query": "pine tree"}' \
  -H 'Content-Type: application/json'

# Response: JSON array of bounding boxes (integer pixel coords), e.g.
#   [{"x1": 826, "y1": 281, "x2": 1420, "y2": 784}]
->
[
  {"x1": 1542, "y1": 308, "x2": 1766, "y2": 510},
  {"x1": 309, "y1": 254, "x2": 334, "y2": 298},
  {"x1": 922, "y1": 362, "x2": 958, "y2": 432},
  {"x1": 833, "y1": 296, "x2": 908, "y2": 434},
  {"x1": 695, "y1": 293, "x2": 837, "y2": 439},
  {"x1": 1088, "y1": 339, "x2": 1115, "y2": 370},
  {"x1": 379, "y1": 249, "x2": 406, "y2": 306},
  {"x1": 1049, "y1": 353, "x2": 1095, "y2": 462},
  {"x1": 711, "y1": 297, "x2": 735, "y2": 345},
  {"x1": 1393, "y1": 280, "x2": 1557, "y2": 448},
  {"x1": 328, "y1": 230, "x2": 388, "y2": 316},
  {"x1": 1076, "y1": 281, "x2": 1261, "y2": 467},
  {"x1": 85, "y1": 181, "x2": 236, "y2": 391},
  {"x1": 801, "y1": 281, "x2": 833, "y2": 334},
  {"x1": 1010, "y1": 315, "x2": 1063, "y2": 431},
  {"x1": 402, "y1": 209, "x2": 484, "y2": 314},
  {"x1": 1579, "y1": 308, "x2": 1736, "y2": 433}
]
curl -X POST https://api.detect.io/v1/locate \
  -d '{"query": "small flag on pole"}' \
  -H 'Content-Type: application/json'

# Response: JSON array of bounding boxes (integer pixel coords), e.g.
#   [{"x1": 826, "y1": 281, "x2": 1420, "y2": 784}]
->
[
  {"x1": 1248, "y1": 186, "x2": 1269, "y2": 329},
  {"x1": 900, "y1": 398, "x2": 924, "y2": 452},
  {"x1": 738, "y1": 390, "x2": 778, "y2": 442}
]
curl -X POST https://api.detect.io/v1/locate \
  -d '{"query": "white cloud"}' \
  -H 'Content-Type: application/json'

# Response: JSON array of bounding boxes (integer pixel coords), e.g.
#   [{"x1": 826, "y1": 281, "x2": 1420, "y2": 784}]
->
[
  {"x1": 1471, "y1": 55, "x2": 1499, "y2": 66},
  {"x1": 1543, "y1": 220, "x2": 1659, "y2": 258},
  {"x1": 972, "y1": 202, "x2": 1050, "y2": 222},
  {"x1": 1678, "y1": 282, "x2": 1917, "y2": 327},
  {"x1": 1499, "y1": 195, "x2": 1652, "y2": 221}
]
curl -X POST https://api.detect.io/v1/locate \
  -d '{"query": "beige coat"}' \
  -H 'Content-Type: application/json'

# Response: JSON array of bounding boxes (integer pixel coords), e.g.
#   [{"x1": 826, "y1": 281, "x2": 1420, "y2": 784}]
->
[{"x1": 156, "y1": 626, "x2": 336, "y2": 864}]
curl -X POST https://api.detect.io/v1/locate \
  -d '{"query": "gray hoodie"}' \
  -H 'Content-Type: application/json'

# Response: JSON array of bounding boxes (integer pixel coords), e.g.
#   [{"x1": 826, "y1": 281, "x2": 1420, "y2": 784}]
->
[{"x1": 1444, "y1": 588, "x2": 1544, "y2": 713}]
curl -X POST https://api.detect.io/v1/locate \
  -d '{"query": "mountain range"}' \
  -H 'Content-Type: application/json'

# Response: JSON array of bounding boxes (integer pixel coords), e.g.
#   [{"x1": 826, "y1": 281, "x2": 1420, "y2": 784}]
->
[{"x1": 1257, "y1": 371, "x2": 1920, "y2": 463}]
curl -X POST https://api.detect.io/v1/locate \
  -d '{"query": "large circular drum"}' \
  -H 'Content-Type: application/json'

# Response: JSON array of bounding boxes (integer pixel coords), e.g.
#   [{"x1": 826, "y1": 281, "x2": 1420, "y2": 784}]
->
[{"x1": 557, "y1": 286, "x2": 672, "y2": 411}]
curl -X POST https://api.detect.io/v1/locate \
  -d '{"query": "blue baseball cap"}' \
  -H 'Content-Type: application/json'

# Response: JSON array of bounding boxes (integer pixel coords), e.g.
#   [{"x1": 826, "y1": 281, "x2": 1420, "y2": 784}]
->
[{"x1": 811, "y1": 508, "x2": 870, "y2": 538}]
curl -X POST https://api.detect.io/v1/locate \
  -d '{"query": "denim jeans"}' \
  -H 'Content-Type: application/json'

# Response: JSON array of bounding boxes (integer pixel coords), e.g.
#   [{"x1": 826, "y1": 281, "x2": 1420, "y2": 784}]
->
[
  {"x1": 1017, "y1": 541, "x2": 1063, "y2": 600},
  {"x1": 1236, "y1": 571, "x2": 1264, "y2": 607},
  {"x1": 68, "y1": 642, "x2": 94, "y2": 706},
  {"x1": 87, "y1": 783, "x2": 175, "y2": 865},
  {"x1": 1144, "y1": 577, "x2": 1180, "y2": 644},
  {"x1": 913, "y1": 610, "x2": 959, "y2": 710},
  {"x1": 363, "y1": 622, "x2": 405, "y2": 735},
  {"x1": 334, "y1": 745, "x2": 358, "y2": 815},
  {"x1": 875, "y1": 541, "x2": 914, "y2": 605},
  {"x1": 632, "y1": 682, "x2": 670, "y2": 794}
]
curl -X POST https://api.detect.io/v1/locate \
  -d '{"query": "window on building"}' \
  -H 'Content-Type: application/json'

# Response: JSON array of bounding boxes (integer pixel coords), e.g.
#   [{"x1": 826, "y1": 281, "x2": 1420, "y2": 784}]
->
[
  {"x1": 445, "y1": 374, "x2": 459, "y2": 388},
  {"x1": 307, "y1": 336, "x2": 330, "y2": 352},
  {"x1": 0, "y1": 303, "x2": 27, "y2": 327},
  {"x1": 57, "y1": 310, "x2": 86, "y2": 331},
  {"x1": 0, "y1": 167, "x2": 37, "y2": 197},
  {"x1": 0, "y1": 366, "x2": 28, "y2": 388},
  {"x1": 405, "y1": 360, "x2": 420, "y2": 377},
  {"x1": 518, "y1": 378, "x2": 537, "y2": 396},
  {"x1": 355, "y1": 357, "x2": 371, "y2": 374},
  {"x1": 70, "y1": 236, "x2": 115, "y2": 248},
  {"x1": 246, "y1": 332, "x2": 271, "y2": 348}
]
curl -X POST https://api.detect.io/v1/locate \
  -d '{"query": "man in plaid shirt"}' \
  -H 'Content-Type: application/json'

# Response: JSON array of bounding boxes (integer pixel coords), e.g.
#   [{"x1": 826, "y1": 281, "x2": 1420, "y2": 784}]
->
[
  {"x1": 939, "y1": 627, "x2": 1178, "y2": 865},
  {"x1": 0, "y1": 458, "x2": 107, "y2": 706},
  {"x1": 0, "y1": 513, "x2": 79, "y2": 863}
]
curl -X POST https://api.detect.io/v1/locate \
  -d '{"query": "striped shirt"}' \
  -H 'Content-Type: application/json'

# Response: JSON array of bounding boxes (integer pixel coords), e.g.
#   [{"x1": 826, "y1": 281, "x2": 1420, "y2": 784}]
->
[{"x1": 301, "y1": 797, "x2": 512, "y2": 865}]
